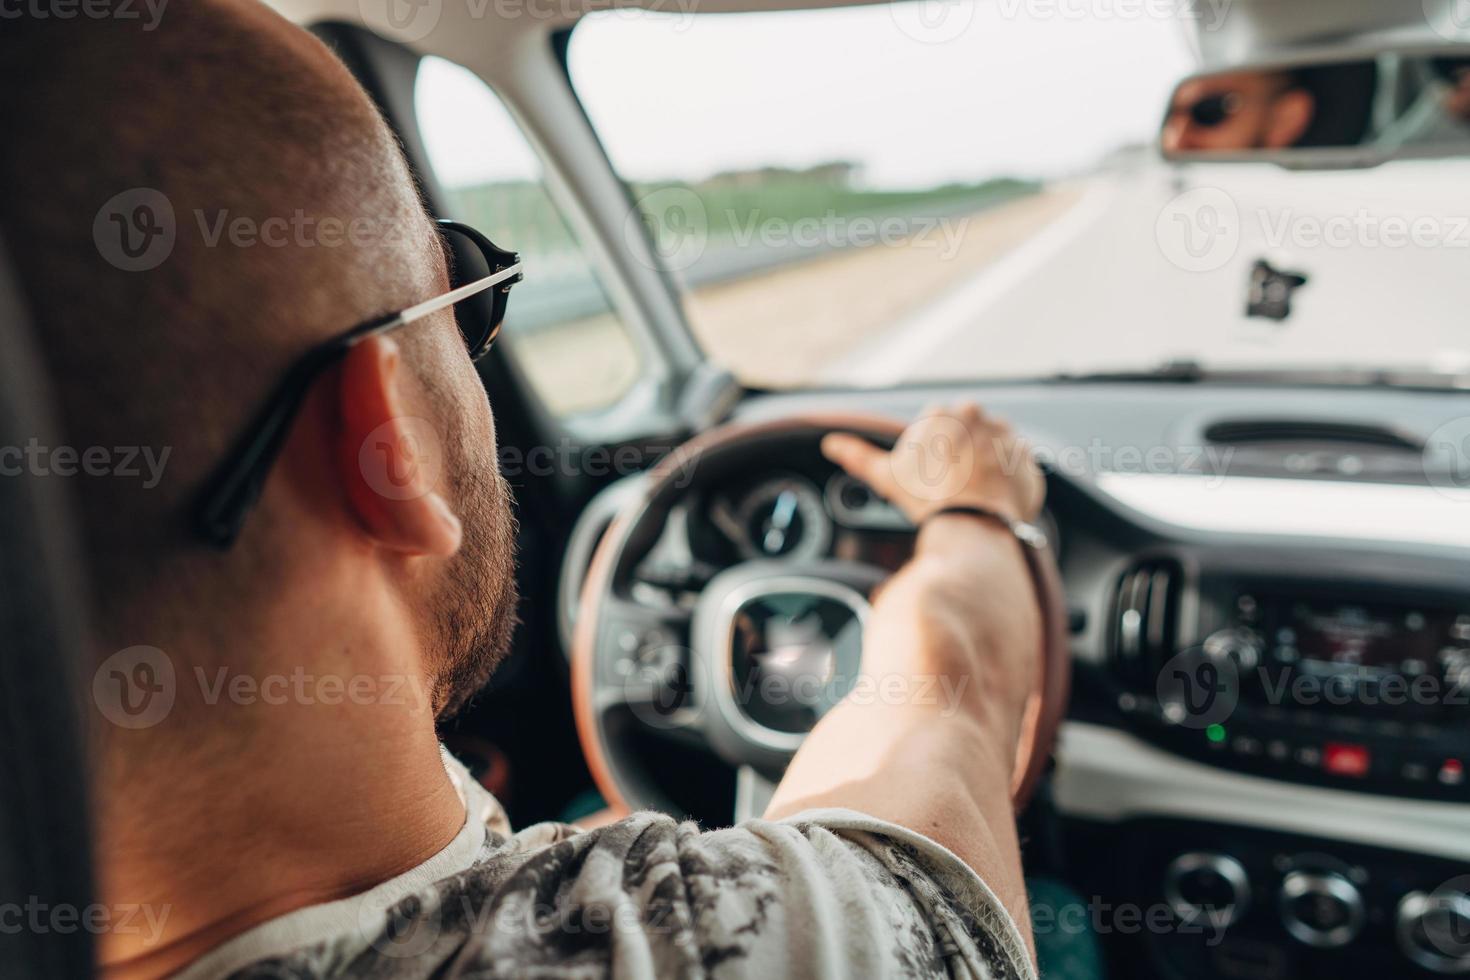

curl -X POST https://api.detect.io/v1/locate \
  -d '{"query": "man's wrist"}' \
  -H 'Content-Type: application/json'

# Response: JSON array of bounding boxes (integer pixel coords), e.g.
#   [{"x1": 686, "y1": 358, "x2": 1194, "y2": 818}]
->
[
  {"x1": 905, "y1": 513, "x2": 1042, "y2": 738},
  {"x1": 914, "y1": 510, "x2": 1027, "y2": 568}
]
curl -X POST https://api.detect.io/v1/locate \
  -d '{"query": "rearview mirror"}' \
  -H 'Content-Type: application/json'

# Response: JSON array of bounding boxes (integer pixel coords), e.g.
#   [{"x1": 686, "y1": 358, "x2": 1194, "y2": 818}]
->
[{"x1": 1161, "y1": 48, "x2": 1470, "y2": 168}]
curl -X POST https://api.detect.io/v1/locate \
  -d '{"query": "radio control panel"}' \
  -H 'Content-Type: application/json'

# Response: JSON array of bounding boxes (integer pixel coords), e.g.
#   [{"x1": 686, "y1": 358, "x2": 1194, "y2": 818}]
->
[{"x1": 1111, "y1": 570, "x2": 1470, "y2": 800}]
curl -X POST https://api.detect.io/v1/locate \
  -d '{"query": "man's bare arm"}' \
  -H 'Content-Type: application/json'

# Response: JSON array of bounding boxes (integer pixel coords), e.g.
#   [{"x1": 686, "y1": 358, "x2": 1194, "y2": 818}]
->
[{"x1": 764, "y1": 404, "x2": 1045, "y2": 955}]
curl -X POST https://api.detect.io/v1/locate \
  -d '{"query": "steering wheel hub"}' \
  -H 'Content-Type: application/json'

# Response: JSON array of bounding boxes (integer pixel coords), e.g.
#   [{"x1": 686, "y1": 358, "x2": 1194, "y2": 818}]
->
[{"x1": 693, "y1": 560, "x2": 885, "y2": 769}]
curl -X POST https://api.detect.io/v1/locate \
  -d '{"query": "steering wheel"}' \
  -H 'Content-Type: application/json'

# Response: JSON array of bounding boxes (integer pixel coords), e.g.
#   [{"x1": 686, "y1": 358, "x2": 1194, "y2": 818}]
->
[{"x1": 572, "y1": 414, "x2": 1071, "y2": 821}]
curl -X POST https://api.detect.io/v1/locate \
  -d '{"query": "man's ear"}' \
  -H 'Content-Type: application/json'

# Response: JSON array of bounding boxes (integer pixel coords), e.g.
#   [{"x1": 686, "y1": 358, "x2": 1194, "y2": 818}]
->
[
  {"x1": 1266, "y1": 90, "x2": 1315, "y2": 149},
  {"x1": 334, "y1": 335, "x2": 463, "y2": 557}
]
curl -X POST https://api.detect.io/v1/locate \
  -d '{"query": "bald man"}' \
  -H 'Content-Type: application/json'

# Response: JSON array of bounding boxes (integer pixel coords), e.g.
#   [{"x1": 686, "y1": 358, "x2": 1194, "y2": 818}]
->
[{"x1": 0, "y1": 4, "x2": 1049, "y2": 978}]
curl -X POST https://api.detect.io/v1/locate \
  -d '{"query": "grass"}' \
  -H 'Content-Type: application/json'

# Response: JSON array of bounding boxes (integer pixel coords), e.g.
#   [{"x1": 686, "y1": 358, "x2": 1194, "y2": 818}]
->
[{"x1": 443, "y1": 174, "x2": 1038, "y2": 268}]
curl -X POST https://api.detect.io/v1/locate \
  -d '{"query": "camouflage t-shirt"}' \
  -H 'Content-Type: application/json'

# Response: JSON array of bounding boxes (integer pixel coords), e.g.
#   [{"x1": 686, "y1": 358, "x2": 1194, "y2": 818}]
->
[{"x1": 175, "y1": 752, "x2": 1034, "y2": 980}]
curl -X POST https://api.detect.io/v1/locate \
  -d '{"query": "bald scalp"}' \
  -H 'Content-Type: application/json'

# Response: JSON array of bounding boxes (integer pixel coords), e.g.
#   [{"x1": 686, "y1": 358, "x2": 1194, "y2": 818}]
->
[{"x1": 0, "y1": 0, "x2": 445, "y2": 640}]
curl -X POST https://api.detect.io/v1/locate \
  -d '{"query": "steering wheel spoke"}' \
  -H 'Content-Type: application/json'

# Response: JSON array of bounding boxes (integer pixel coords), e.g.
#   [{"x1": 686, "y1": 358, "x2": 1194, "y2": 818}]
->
[
  {"x1": 734, "y1": 765, "x2": 778, "y2": 823},
  {"x1": 591, "y1": 597, "x2": 703, "y2": 735}
]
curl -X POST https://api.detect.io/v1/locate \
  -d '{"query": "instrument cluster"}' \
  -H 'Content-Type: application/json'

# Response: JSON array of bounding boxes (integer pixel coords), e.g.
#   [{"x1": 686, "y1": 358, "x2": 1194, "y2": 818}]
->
[
  {"x1": 693, "y1": 468, "x2": 915, "y2": 574},
  {"x1": 693, "y1": 466, "x2": 1060, "y2": 574}
]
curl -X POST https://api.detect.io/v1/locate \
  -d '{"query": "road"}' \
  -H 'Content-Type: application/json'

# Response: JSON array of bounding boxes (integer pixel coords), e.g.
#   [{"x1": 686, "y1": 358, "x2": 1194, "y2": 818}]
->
[
  {"x1": 827, "y1": 158, "x2": 1470, "y2": 386},
  {"x1": 508, "y1": 185, "x2": 1035, "y2": 334},
  {"x1": 516, "y1": 187, "x2": 1083, "y2": 413}
]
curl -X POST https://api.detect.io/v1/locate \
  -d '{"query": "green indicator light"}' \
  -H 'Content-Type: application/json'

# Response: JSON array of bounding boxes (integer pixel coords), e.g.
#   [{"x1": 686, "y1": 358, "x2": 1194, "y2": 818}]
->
[{"x1": 1206, "y1": 724, "x2": 1226, "y2": 743}]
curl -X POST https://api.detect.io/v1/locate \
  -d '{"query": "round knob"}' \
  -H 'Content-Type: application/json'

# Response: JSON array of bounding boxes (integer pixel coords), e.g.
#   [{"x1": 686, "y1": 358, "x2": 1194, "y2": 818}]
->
[
  {"x1": 1280, "y1": 870, "x2": 1364, "y2": 948},
  {"x1": 1165, "y1": 852, "x2": 1251, "y2": 929},
  {"x1": 1203, "y1": 628, "x2": 1262, "y2": 671},
  {"x1": 1397, "y1": 890, "x2": 1470, "y2": 974}
]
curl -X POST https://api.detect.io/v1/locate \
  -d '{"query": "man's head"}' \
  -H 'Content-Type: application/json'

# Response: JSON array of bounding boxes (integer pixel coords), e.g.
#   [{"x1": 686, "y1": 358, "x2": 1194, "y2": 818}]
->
[
  {"x1": 0, "y1": 1, "x2": 518, "y2": 724},
  {"x1": 1162, "y1": 69, "x2": 1316, "y2": 153}
]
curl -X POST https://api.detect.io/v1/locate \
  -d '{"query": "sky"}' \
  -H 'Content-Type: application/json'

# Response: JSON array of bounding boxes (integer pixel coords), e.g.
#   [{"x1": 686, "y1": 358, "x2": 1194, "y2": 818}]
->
[{"x1": 417, "y1": 3, "x2": 1199, "y2": 190}]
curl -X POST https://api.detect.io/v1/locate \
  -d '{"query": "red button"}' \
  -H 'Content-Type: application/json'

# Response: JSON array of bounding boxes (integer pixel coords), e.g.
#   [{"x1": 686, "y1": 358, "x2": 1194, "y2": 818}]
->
[{"x1": 1324, "y1": 743, "x2": 1371, "y2": 777}]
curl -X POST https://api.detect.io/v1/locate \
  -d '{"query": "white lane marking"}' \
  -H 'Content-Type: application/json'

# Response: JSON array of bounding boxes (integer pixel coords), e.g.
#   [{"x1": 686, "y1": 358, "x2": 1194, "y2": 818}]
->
[
  {"x1": 1097, "y1": 472, "x2": 1470, "y2": 549},
  {"x1": 826, "y1": 178, "x2": 1121, "y2": 387}
]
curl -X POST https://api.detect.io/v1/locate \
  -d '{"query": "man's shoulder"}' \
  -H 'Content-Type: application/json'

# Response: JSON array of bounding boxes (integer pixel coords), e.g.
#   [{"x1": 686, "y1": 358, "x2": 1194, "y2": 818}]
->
[{"x1": 231, "y1": 810, "x2": 1033, "y2": 980}]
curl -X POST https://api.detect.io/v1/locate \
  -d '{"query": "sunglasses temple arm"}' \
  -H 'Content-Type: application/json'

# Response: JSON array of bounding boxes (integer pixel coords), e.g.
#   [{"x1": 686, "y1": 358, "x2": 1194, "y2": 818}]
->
[
  {"x1": 193, "y1": 260, "x2": 520, "y2": 547},
  {"x1": 194, "y1": 342, "x2": 353, "y2": 548}
]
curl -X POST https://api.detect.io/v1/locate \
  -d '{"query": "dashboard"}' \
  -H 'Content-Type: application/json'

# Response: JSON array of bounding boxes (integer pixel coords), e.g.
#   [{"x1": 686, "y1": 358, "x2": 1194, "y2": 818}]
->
[
  {"x1": 560, "y1": 450, "x2": 1060, "y2": 649},
  {"x1": 560, "y1": 382, "x2": 1470, "y2": 980},
  {"x1": 698, "y1": 466, "x2": 1060, "y2": 569},
  {"x1": 681, "y1": 467, "x2": 917, "y2": 576}
]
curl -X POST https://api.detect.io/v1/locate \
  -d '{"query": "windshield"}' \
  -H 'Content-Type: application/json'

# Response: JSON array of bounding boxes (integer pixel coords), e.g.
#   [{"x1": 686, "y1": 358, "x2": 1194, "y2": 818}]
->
[{"x1": 568, "y1": 5, "x2": 1470, "y2": 389}]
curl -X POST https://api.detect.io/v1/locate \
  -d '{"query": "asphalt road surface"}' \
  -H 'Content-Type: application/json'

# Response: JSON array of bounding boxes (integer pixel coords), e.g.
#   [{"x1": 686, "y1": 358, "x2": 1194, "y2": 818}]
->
[{"x1": 827, "y1": 157, "x2": 1470, "y2": 387}]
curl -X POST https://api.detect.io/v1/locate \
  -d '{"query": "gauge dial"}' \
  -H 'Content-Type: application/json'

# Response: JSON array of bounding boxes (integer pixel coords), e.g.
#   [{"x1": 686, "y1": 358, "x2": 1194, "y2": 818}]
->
[{"x1": 724, "y1": 476, "x2": 831, "y2": 561}]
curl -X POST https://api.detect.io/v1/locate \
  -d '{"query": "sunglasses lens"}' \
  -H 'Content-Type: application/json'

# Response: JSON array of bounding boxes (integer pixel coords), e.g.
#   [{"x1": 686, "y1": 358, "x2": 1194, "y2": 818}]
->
[
  {"x1": 1190, "y1": 94, "x2": 1232, "y2": 128},
  {"x1": 438, "y1": 225, "x2": 499, "y2": 358}
]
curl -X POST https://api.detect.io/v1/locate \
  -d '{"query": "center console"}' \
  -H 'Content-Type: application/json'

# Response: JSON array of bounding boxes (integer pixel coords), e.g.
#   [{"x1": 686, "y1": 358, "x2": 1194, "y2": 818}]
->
[
  {"x1": 1110, "y1": 559, "x2": 1470, "y2": 802},
  {"x1": 1079, "y1": 551, "x2": 1470, "y2": 977},
  {"x1": 1104, "y1": 820, "x2": 1470, "y2": 979}
]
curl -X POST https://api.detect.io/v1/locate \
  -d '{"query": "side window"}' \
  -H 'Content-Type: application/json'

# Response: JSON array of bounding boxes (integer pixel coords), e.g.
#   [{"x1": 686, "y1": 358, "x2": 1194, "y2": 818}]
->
[{"x1": 414, "y1": 57, "x2": 640, "y2": 418}]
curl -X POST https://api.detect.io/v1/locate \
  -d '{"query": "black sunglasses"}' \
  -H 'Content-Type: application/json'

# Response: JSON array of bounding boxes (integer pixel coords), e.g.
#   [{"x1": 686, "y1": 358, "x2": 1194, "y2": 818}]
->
[
  {"x1": 1179, "y1": 92, "x2": 1242, "y2": 128},
  {"x1": 195, "y1": 219, "x2": 522, "y2": 548}
]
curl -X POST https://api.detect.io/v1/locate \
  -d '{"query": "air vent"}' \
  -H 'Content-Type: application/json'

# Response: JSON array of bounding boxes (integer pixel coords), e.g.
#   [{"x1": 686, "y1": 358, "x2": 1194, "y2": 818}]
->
[
  {"x1": 1203, "y1": 419, "x2": 1421, "y2": 451},
  {"x1": 1112, "y1": 560, "x2": 1182, "y2": 683},
  {"x1": 1196, "y1": 419, "x2": 1427, "y2": 481}
]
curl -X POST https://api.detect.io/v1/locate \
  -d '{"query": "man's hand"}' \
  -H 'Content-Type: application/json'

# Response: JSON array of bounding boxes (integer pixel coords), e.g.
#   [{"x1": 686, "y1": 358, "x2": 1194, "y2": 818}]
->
[{"x1": 820, "y1": 402, "x2": 1044, "y2": 525}]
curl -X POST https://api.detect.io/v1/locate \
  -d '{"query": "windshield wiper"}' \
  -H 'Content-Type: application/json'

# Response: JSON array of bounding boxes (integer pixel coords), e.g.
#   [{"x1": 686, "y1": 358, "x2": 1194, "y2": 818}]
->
[
  {"x1": 1049, "y1": 359, "x2": 1208, "y2": 384},
  {"x1": 1048, "y1": 360, "x2": 1470, "y2": 391}
]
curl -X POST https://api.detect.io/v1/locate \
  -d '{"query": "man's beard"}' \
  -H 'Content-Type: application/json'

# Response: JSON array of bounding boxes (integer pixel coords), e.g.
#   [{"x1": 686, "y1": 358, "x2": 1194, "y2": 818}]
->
[{"x1": 428, "y1": 453, "x2": 520, "y2": 721}]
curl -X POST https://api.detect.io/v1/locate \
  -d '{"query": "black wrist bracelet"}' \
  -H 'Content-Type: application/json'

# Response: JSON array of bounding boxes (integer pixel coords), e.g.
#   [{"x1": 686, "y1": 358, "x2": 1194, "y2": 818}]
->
[{"x1": 921, "y1": 504, "x2": 1050, "y2": 550}]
